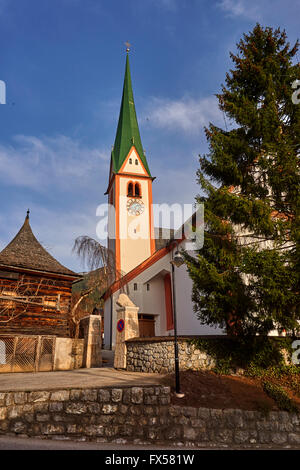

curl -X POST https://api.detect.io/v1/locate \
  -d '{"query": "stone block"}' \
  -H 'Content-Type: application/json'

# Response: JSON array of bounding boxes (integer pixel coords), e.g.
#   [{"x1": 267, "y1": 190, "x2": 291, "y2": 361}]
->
[
  {"x1": 11, "y1": 421, "x2": 27, "y2": 434},
  {"x1": 33, "y1": 402, "x2": 49, "y2": 413},
  {"x1": 258, "y1": 430, "x2": 271, "y2": 444},
  {"x1": 85, "y1": 425, "x2": 104, "y2": 436},
  {"x1": 50, "y1": 390, "x2": 70, "y2": 402},
  {"x1": 120, "y1": 425, "x2": 133, "y2": 437},
  {"x1": 41, "y1": 424, "x2": 65, "y2": 435},
  {"x1": 70, "y1": 389, "x2": 81, "y2": 400},
  {"x1": 87, "y1": 403, "x2": 101, "y2": 414},
  {"x1": 131, "y1": 387, "x2": 143, "y2": 404},
  {"x1": 168, "y1": 406, "x2": 181, "y2": 417},
  {"x1": 111, "y1": 389, "x2": 123, "y2": 403},
  {"x1": 159, "y1": 396, "x2": 170, "y2": 405},
  {"x1": 183, "y1": 407, "x2": 197, "y2": 418},
  {"x1": 14, "y1": 392, "x2": 27, "y2": 405},
  {"x1": 197, "y1": 408, "x2": 210, "y2": 420},
  {"x1": 65, "y1": 402, "x2": 87, "y2": 415},
  {"x1": 129, "y1": 405, "x2": 142, "y2": 416},
  {"x1": 5, "y1": 394, "x2": 14, "y2": 406},
  {"x1": 215, "y1": 429, "x2": 233, "y2": 444},
  {"x1": 183, "y1": 426, "x2": 197, "y2": 440},
  {"x1": 105, "y1": 425, "x2": 119, "y2": 437},
  {"x1": 144, "y1": 395, "x2": 158, "y2": 405},
  {"x1": 49, "y1": 402, "x2": 64, "y2": 413},
  {"x1": 98, "y1": 389, "x2": 111, "y2": 403},
  {"x1": 271, "y1": 433, "x2": 288, "y2": 444},
  {"x1": 28, "y1": 391, "x2": 50, "y2": 403},
  {"x1": 190, "y1": 418, "x2": 205, "y2": 428},
  {"x1": 8, "y1": 406, "x2": 24, "y2": 419},
  {"x1": 102, "y1": 404, "x2": 118, "y2": 415},
  {"x1": 66, "y1": 424, "x2": 77, "y2": 434},
  {"x1": 80, "y1": 389, "x2": 98, "y2": 402},
  {"x1": 36, "y1": 413, "x2": 50, "y2": 422},
  {"x1": 164, "y1": 427, "x2": 181, "y2": 440},
  {"x1": 288, "y1": 433, "x2": 300, "y2": 445},
  {"x1": 234, "y1": 430, "x2": 249, "y2": 444},
  {"x1": 0, "y1": 393, "x2": 6, "y2": 406},
  {"x1": 0, "y1": 407, "x2": 7, "y2": 420}
]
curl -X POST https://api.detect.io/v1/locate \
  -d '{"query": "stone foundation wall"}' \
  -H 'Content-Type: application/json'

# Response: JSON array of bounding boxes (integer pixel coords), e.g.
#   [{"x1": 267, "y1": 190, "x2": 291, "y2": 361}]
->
[
  {"x1": 126, "y1": 338, "x2": 216, "y2": 373},
  {"x1": 0, "y1": 386, "x2": 299, "y2": 447}
]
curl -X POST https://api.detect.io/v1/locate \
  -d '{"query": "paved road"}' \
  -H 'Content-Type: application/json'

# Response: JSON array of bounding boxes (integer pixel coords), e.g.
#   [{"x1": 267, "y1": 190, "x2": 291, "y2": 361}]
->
[
  {"x1": 0, "y1": 367, "x2": 166, "y2": 392},
  {"x1": 0, "y1": 435, "x2": 185, "y2": 450},
  {"x1": 0, "y1": 436, "x2": 296, "y2": 451}
]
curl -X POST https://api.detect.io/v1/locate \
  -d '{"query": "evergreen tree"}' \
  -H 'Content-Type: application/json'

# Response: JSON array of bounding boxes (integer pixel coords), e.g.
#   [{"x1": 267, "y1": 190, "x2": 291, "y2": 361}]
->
[{"x1": 186, "y1": 24, "x2": 300, "y2": 337}]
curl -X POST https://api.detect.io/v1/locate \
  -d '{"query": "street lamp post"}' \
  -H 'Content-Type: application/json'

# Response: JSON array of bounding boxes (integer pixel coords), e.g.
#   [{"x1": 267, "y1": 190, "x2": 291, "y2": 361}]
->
[{"x1": 170, "y1": 247, "x2": 185, "y2": 398}]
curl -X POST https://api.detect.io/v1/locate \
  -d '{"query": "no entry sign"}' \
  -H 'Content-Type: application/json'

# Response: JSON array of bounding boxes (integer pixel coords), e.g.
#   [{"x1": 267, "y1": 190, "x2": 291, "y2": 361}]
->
[{"x1": 117, "y1": 319, "x2": 125, "y2": 333}]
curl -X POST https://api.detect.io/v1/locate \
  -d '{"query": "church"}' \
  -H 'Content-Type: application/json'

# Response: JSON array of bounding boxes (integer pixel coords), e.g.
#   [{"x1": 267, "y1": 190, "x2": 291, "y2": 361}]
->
[{"x1": 103, "y1": 52, "x2": 223, "y2": 350}]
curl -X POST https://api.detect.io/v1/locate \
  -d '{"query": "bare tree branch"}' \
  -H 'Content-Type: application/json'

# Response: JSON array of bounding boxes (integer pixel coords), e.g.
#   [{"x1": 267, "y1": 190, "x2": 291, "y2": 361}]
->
[
  {"x1": 71, "y1": 236, "x2": 125, "y2": 338},
  {"x1": 0, "y1": 277, "x2": 59, "y2": 324}
]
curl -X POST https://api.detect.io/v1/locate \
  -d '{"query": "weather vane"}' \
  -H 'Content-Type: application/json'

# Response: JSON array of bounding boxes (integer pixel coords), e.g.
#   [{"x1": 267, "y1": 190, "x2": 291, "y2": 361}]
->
[{"x1": 125, "y1": 41, "x2": 131, "y2": 53}]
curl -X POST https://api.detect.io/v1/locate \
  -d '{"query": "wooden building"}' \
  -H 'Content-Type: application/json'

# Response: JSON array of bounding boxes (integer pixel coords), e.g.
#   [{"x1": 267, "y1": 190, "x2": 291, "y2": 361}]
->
[{"x1": 0, "y1": 212, "x2": 80, "y2": 337}]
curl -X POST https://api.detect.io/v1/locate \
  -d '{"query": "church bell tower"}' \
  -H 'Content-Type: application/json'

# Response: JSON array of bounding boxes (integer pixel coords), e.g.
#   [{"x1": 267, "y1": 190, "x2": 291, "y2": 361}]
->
[{"x1": 106, "y1": 51, "x2": 155, "y2": 276}]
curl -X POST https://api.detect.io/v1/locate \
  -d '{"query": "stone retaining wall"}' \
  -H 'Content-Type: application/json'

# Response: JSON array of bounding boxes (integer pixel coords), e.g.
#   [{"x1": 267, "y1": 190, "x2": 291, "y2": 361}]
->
[
  {"x1": 126, "y1": 338, "x2": 216, "y2": 373},
  {"x1": 0, "y1": 386, "x2": 299, "y2": 447}
]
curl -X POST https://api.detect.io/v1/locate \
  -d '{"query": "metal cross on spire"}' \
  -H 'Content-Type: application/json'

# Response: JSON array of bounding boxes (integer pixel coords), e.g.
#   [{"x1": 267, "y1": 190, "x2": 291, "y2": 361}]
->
[{"x1": 125, "y1": 41, "x2": 131, "y2": 53}]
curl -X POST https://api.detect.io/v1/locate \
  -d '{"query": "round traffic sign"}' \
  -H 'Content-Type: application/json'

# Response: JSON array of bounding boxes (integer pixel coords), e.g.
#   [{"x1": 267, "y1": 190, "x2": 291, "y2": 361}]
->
[{"x1": 117, "y1": 319, "x2": 125, "y2": 332}]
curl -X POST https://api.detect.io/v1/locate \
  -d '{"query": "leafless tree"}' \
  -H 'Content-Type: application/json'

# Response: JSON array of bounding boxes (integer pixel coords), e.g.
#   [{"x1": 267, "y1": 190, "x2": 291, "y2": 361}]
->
[
  {"x1": 71, "y1": 236, "x2": 126, "y2": 338},
  {"x1": 0, "y1": 276, "x2": 58, "y2": 323}
]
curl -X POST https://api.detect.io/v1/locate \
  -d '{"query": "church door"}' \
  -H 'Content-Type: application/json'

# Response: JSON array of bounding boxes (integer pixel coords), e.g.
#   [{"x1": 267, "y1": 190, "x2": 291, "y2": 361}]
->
[{"x1": 138, "y1": 314, "x2": 155, "y2": 338}]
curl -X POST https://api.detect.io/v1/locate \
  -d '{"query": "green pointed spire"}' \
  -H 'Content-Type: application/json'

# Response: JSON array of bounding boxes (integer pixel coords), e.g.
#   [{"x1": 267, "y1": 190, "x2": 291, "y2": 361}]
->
[{"x1": 111, "y1": 53, "x2": 151, "y2": 176}]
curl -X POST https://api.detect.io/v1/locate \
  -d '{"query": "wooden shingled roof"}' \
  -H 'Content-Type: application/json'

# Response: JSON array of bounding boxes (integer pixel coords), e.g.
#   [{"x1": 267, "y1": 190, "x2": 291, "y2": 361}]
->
[{"x1": 0, "y1": 213, "x2": 78, "y2": 277}]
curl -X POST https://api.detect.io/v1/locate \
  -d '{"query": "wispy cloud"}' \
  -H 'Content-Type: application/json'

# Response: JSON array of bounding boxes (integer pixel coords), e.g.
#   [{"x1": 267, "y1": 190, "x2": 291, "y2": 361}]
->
[
  {"x1": 0, "y1": 134, "x2": 110, "y2": 271},
  {"x1": 0, "y1": 134, "x2": 109, "y2": 191},
  {"x1": 158, "y1": 0, "x2": 177, "y2": 11},
  {"x1": 217, "y1": 0, "x2": 261, "y2": 21},
  {"x1": 142, "y1": 95, "x2": 222, "y2": 135},
  {"x1": 0, "y1": 203, "x2": 98, "y2": 272}
]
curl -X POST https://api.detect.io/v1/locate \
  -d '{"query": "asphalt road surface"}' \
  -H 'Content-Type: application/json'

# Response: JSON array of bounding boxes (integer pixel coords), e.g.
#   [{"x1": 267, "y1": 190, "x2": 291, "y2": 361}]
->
[
  {"x1": 0, "y1": 436, "x2": 296, "y2": 451},
  {"x1": 0, "y1": 435, "x2": 200, "y2": 450}
]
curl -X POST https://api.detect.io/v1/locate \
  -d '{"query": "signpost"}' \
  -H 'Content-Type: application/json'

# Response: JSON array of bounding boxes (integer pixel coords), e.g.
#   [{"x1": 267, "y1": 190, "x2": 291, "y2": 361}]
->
[{"x1": 117, "y1": 319, "x2": 125, "y2": 333}]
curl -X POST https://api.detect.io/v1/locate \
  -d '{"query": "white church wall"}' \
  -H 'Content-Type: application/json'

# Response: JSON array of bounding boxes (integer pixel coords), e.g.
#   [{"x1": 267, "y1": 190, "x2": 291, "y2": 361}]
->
[
  {"x1": 104, "y1": 244, "x2": 225, "y2": 350},
  {"x1": 103, "y1": 296, "x2": 112, "y2": 350},
  {"x1": 174, "y1": 264, "x2": 224, "y2": 336}
]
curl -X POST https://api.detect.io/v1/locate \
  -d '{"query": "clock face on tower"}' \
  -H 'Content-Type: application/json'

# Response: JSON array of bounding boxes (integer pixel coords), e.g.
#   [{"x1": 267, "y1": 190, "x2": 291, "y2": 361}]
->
[{"x1": 127, "y1": 199, "x2": 145, "y2": 216}]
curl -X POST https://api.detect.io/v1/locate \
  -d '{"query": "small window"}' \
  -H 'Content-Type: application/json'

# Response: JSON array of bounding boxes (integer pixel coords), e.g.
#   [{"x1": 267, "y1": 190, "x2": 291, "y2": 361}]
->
[
  {"x1": 129, "y1": 158, "x2": 132, "y2": 164},
  {"x1": 127, "y1": 182, "x2": 134, "y2": 197},
  {"x1": 135, "y1": 183, "x2": 141, "y2": 197},
  {"x1": 135, "y1": 159, "x2": 138, "y2": 165},
  {"x1": 134, "y1": 283, "x2": 138, "y2": 291},
  {"x1": 147, "y1": 283, "x2": 150, "y2": 291}
]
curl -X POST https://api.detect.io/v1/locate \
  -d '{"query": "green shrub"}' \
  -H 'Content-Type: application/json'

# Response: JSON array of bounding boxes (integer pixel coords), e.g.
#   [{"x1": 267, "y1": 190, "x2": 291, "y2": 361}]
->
[
  {"x1": 262, "y1": 380, "x2": 298, "y2": 413},
  {"x1": 189, "y1": 336, "x2": 293, "y2": 374}
]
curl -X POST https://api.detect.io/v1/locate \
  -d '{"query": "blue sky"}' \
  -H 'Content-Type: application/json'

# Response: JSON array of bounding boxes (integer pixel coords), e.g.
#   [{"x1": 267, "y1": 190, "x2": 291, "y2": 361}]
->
[{"x1": 0, "y1": 0, "x2": 299, "y2": 272}]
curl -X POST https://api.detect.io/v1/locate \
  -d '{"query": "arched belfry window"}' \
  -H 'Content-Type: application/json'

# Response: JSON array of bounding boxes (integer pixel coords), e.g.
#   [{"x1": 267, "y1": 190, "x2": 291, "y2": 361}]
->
[
  {"x1": 127, "y1": 181, "x2": 142, "y2": 198},
  {"x1": 127, "y1": 182, "x2": 134, "y2": 197},
  {"x1": 135, "y1": 183, "x2": 141, "y2": 197}
]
